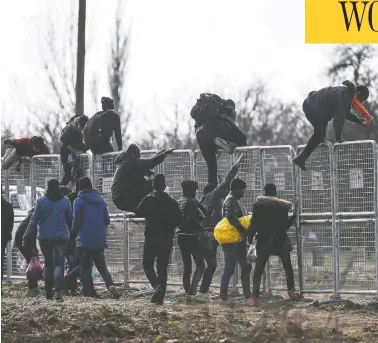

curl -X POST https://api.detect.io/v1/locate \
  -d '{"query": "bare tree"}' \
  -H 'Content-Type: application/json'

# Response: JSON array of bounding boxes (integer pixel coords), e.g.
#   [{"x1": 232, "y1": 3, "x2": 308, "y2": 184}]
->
[
  {"x1": 1, "y1": 124, "x2": 14, "y2": 157},
  {"x1": 326, "y1": 45, "x2": 378, "y2": 142},
  {"x1": 108, "y1": 0, "x2": 132, "y2": 149}
]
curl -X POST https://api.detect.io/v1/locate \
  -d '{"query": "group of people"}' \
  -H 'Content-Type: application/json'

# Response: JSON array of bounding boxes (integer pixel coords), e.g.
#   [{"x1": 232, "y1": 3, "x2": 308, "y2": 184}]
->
[{"x1": 1, "y1": 79, "x2": 372, "y2": 305}]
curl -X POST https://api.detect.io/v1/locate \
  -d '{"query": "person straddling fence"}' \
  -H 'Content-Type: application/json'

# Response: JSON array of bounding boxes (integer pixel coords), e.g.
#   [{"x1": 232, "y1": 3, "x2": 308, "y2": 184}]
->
[
  {"x1": 197, "y1": 154, "x2": 244, "y2": 302},
  {"x1": 247, "y1": 183, "x2": 299, "y2": 306},
  {"x1": 72, "y1": 177, "x2": 120, "y2": 299},
  {"x1": 23, "y1": 179, "x2": 72, "y2": 302},
  {"x1": 60, "y1": 115, "x2": 89, "y2": 186},
  {"x1": 294, "y1": 80, "x2": 371, "y2": 171},
  {"x1": 177, "y1": 180, "x2": 210, "y2": 302},
  {"x1": 2, "y1": 136, "x2": 49, "y2": 171},
  {"x1": 135, "y1": 174, "x2": 182, "y2": 304},
  {"x1": 83, "y1": 96, "x2": 123, "y2": 155},
  {"x1": 191, "y1": 94, "x2": 247, "y2": 185},
  {"x1": 1, "y1": 196, "x2": 14, "y2": 293},
  {"x1": 111, "y1": 144, "x2": 174, "y2": 213},
  {"x1": 219, "y1": 178, "x2": 252, "y2": 305}
]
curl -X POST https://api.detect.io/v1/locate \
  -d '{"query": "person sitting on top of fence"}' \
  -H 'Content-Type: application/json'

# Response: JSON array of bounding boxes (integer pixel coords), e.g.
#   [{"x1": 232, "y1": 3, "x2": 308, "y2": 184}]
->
[
  {"x1": 2, "y1": 136, "x2": 49, "y2": 172},
  {"x1": 191, "y1": 93, "x2": 247, "y2": 186},
  {"x1": 247, "y1": 183, "x2": 299, "y2": 306},
  {"x1": 83, "y1": 96, "x2": 123, "y2": 155},
  {"x1": 60, "y1": 115, "x2": 89, "y2": 186},
  {"x1": 293, "y1": 80, "x2": 371, "y2": 171},
  {"x1": 135, "y1": 174, "x2": 182, "y2": 305},
  {"x1": 196, "y1": 154, "x2": 244, "y2": 302},
  {"x1": 72, "y1": 177, "x2": 120, "y2": 299},
  {"x1": 111, "y1": 144, "x2": 174, "y2": 213}
]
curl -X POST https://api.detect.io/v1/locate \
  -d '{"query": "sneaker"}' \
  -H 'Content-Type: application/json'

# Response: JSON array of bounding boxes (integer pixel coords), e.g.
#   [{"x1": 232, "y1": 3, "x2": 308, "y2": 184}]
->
[
  {"x1": 46, "y1": 290, "x2": 53, "y2": 300},
  {"x1": 151, "y1": 286, "x2": 164, "y2": 304},
  {"x1": 196, "y1": 292, "x2": 210, "y2": 303},
  {"x1": 293, "y1": 156, "x2": 307, "y2": 171},
  {"x1": 109, "y1": 285, "x2": 121, "y2": 299},
  {"x1": 186, "y1": 294, "x2": 196, "y2": 302},
  {"x1": 247, "y1": 297, "x2": 258, "y2": 307},
  {"x1": 25, "y1": 288, "x2": 38, "y2": 298},
  {"x1": 70, "y1": 289, "x2": 80, "y2": 296},
  {"x1": 214, "y1": 138, "x2": 236, "y2": 155},
  {"x1": 288, "y1": 290, "x2": 299, "y2": 301},
  {"x1": 55, "y1": 291, "x2": 64, "y2": 302}
]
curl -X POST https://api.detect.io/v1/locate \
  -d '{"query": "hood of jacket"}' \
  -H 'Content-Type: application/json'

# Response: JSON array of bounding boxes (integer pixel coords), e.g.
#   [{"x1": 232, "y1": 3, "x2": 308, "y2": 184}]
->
[
  {"x1": 256, "y1": 196, "x2": 293, "y2": 209},
  {"x1": 78, "y1": 191, "x2": 103, "y2": 205},
  {"x1": 45, "y1": 189, "x2": 64, "y2": 202}
]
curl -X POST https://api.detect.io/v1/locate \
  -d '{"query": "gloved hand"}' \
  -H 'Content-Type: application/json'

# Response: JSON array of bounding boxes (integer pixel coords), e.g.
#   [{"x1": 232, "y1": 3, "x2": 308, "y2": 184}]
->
[{"x1": 360, "y1": 118, "x2": 371, "y2": 127}]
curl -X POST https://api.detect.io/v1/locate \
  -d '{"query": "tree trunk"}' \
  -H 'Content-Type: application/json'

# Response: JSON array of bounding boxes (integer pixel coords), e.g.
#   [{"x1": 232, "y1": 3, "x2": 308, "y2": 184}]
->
[{"x1": 75, "y1": 0, "x2": 86, "y2": 115}]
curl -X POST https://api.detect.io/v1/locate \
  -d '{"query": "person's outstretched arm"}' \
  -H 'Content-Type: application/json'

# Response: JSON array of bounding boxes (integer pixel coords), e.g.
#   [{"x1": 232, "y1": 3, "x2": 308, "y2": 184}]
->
[{"x1": 214, "y1": 154, "x2": 243, "y2": 198}]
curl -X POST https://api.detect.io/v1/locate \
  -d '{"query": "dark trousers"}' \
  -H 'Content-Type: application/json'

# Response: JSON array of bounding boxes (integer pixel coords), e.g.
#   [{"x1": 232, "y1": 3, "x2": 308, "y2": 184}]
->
[
  {"x1": 78, "y1": 248, "x2": 114, "y2": 296},
  {"x1": 1, "y1": 239, "x2": 8, "y2": 282},
  {"x1": 177, "y1": 235, "x2": 205, "y2": 295},
  {"x1": 297, "y1": 100, "x2": 329, "y2": 161},
  {"x1": 143, "y1": 236, "x2": 172, "y2": 295},
  {"x1": 19, "y1": 246, "x2": 38, "y2": 289},
  {"x1": 220, "y1": 242, "x2": 252, "y2": 300},
  {"x1": 199, "y1": 236, "x2": 218, "y2": 294},
  {"x1": 60, "y1": 147, "x2": 82, "y2": 186},
  {"x1": 90, "y1": 141, "x2": 114, "y2": 155},
  {"x1": 65, "y1": 240, "x2": 79, "y2": 292},
  {"x1": 196, "y1": 120, "x2": 246, "y2": 185},
  {"x1": 39, "y1": 239, "x2": 67, "y2": 293},
  {"x1": 114, "y1": 179, "x2": 153, "y2": 213},
  {"x1": 252, "y1": 251, "x2": 295, "y2": 298}
]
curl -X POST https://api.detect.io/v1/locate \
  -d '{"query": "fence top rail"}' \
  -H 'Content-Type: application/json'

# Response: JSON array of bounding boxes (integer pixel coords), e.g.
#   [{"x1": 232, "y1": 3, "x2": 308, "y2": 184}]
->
[
  {"x1": 336, "y1": 212, "x2": 376, "y2": 217},
  {"x1": 126, "y1": 218, "x2": 146, "y2": 223},
  {"x1": 334, "y1": 140, "x2": 378, "y2": 147},
  {"x1": 335, "y1": 218, "x2": 376, "y2": 223},
  {"x1": 296, "y1": 142, "x2": 332, "y2": 152}
]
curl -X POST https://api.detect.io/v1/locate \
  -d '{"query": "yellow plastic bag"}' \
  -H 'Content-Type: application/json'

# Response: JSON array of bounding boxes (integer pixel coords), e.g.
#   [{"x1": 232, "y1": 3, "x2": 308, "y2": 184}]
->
[{"x1": 214, "y1": 215, "x2": 252, "y2": 244}]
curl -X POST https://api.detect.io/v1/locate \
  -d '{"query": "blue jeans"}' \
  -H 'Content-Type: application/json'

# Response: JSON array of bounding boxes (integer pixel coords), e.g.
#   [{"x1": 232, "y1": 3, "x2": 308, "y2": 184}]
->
[
  {"x1": 39, "y1": 239, "x2": 67, "y2": 293},
  {"x1": 220, "y1": 242, "x2": 252, "y2": 300}
]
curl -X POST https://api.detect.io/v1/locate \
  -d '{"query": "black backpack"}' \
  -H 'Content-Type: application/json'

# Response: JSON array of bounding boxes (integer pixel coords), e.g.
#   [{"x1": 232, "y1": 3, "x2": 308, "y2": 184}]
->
[
  {"x1": 83, "y1": 110, "x2": 110, "y2": 149},
  {"x1": 190, "y1": 93, "x2": 233, "y2": 123}
]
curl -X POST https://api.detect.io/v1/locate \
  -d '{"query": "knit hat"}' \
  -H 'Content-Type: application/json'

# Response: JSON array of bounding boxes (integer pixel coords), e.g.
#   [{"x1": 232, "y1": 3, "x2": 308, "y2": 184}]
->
[
  {"x1": 101, "y1": 96, "x2": 115, "y2": 110},
  {"x1": 79, "y1": 177, "x2": 93, "y2": 191},
  {"x1": 264, "y1": 183, "x2": 277, "y2": 196},
  {"x1": 181, "y1": 180, "x2": 198, "y2": 192},
  {"x1": 153, "y1": 174, "x2": 166, "y2": 191},
  {"x1": 231, "y1": 178, "x2": 246, "y2": 191},
  {"x1": 356, "y1": 85, "x2": 369, "y2": 102}
]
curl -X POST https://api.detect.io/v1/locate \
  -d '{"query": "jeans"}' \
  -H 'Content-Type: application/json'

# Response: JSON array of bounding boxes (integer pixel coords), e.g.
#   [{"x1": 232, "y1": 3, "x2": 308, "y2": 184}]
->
[
  {"x1": 199, "y1": 236, "x2": 218, "y2": 294},
  {"x1": 220, "y1": 242, "x2": 252, "y2": 300},
  {"x1": 64, "y1": 240, "x2": 80, "y2": 292},
  {"x1": 78, "y1": 248, "x2": 114, "y2": 296},
  {"x1": 143, "y1": 236, "x2": 172, "y2": 295},
  {"x1": 252, "y1": 251, "x2": 295, "y2": 298},
  {"x1": 39, "y1": 239, "x2": 67, "y2": 293},
  {"x1": 2, "y1": 147, "x2": 21, "y2": 170},
  {"x1": 60, "y1": 147, "x2": 82, "y2": 186},
  {"x1": 177, "y1": 234, "x2": 205, "y2": 295}
]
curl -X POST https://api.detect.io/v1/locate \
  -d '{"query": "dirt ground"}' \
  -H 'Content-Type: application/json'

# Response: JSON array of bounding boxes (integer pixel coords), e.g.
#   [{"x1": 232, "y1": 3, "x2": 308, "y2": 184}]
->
[{"x1": 1, "y1": 283, "x2": 378, "y2": 343}]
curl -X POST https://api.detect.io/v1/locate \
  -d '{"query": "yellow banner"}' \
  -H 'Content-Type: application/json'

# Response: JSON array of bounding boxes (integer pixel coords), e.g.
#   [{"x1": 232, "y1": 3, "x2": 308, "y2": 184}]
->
[{"x1": 305, "y1": 0, "x2": 378, "y2": 43}]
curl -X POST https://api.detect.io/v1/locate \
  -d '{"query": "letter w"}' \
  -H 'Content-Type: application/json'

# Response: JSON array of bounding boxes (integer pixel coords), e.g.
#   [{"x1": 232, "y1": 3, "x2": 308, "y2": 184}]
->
[{"x1": 339, "y1": 1, "x2": 369, "y2": 31}]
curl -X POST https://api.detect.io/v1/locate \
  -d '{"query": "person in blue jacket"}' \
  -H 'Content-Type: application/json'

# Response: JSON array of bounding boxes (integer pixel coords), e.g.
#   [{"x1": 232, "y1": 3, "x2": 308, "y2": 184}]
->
[
  {"x1": 24, "y1": 179, "x2": 72, "y2": 302},
  {"x1": 71, "y1": 177, "x2": 120, "y2": 299}
]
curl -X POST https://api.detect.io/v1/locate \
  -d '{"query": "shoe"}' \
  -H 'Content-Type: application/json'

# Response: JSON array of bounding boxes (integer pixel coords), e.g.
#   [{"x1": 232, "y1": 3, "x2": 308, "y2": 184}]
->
[
  {"x1": 151, "y1": 286, "x2": 164, "y2": 304},
  {"x1": 293, "y1": 156, "x2": 307, "y2": 171},
  {"x1": 196, "y1": 292, "x2": 210, "y2": 303},
  {"x1": 25, "y1": 288, "x2": 38, "y2": 298},
  {"x1": 214, "y1": 138, "x2": 236, "y2": 155},
  {"x1": 70, "y1": 289, "x2": 80, "y2": 296},
  {"x1": 109, "y1": 285, "x2": 121, "y2": 299},
  {"x1": 186, "y1": 294, "x2": 196, "y2": 302},
  {"x1": 247, "y1": 297, "x2": 258, "y2": 307},
  {"x1": 218, "y1": 298, "x2": 232, "y2": 306},
  {"x1": 55, "y1": 291, "x2": 64, "y2": 302},
  {"x1": 288, "y1": 290, "x2": 299, "y2": 301},
  {"x1": 46, "y1": 289, "x2": 53, "y2": 300}
]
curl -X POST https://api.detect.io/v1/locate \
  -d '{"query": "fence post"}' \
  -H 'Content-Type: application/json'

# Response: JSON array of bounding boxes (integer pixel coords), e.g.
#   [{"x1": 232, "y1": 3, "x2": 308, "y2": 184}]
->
[
  {"x1": 374, "y1": 143, "x2": 378, "y2": 301},
  {"x1": 123, "y1": 212, "x2": 129, "y2": 288},
  {"x1": 6, "y1": 241, "x2": 12, "y2": 284}
]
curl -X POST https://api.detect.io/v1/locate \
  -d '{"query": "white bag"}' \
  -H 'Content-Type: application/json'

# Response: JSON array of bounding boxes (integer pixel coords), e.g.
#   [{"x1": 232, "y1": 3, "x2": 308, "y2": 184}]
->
[{"x1": 247, "y1": 243, "x2": 257, "y2": 264}]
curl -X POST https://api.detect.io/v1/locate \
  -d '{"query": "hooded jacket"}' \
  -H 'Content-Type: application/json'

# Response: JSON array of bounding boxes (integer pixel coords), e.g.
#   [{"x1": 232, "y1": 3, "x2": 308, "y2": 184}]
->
[
  {"x1": 72, "y1": 191, "x2": 110, "y2": 249},
  {"x1": 111, "y1": 150, "x2": 166, "y2": 201},
  {"x1": 200, "y1": 164, "x2": 238, "y2": 231},
  {"x1": 177, "y1": 197, "x2": 207, "y2": 236},
  {"x1": 304, "y1": 80, "x2": 362, "y2": 140},
  {"x1": 247, "y1": 196, "x2": 295, "y2": 255},
  {"x1": 25, "y1": 193, "x2": 72, "y2": 242},
  {"x1": 135, "y1": 191, "x2": 182, "y2": 238}
]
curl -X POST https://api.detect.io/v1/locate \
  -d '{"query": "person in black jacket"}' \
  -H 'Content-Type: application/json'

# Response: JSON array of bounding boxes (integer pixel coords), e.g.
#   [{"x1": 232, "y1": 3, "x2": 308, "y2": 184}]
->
[
  {"x1": 197, "y1": 154, "x2": 244, "y2": 301},
  {"x1": 111, "y1": 144, "x2": 174, "y2": 213},
  {"x1": 88, "y1": 97, "x2": 123, "y2": 155},
  {"x1": 1, "y1": 196, "x2": 14, "y2": 285},
  {"x1": 247, "y1": 184, "x2": 298, "y2": 306},
  {"x1": 135, "y1": 174, "x2": 182, "y2": 304},
  {"x1": 60, "y1": 115, "x2": 89, "y2": 185},
  {"x1": 219, "y1": 178, "x2": 252, "y2": 303},
  {"x1": 177, "y1": 180, "x2": 209, "y2": 301},
  {"x1": 294, "y1": 81, "x2": 370, "y2": 171}
]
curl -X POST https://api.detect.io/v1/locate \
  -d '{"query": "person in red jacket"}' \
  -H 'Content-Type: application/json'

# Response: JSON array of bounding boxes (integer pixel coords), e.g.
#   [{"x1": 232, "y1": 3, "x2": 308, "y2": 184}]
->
[{"x1": 2, "y1": 136, "x2": 49, "y2": 171}]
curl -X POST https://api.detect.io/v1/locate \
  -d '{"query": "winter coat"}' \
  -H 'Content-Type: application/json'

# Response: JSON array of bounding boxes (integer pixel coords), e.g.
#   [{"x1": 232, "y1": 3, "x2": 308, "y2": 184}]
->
[
  {"x1": 177, "y1": 197, "x2": 207, "y2": 236},
  {"x1": 1, "y1": 197, "x2": 14, "y2": 243},
  {"x1": 111, "y1": 152, "x2": 166, "y2": 201},
  {"x1": 200, "y1": 164, "x2": 238, "y2": 231},
  {"x1": 25, "y1": 195, "x2": 72, "y2": 243},
  {"x1": 72, "y1": 191, "x2": 110, "y2": 249},
  {"x1": 222, "y1": 194, "x2": 248, "y2": 236},
  {"x1": 60, "y1": 123, "x2": 87, "y2": 151},
  {"x1": 247, "y1": 196, "x2": 295, "y2": 256},
  {"x1": 135, "y1": 191, "x2": 182, "y2": 239}
]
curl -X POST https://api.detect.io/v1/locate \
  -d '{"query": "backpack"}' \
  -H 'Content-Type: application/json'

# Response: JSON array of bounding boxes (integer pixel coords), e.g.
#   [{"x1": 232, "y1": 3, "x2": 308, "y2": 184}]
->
[
  {"x1": 83, "y1": 111, "x2": 110, "y2": 149},
  {"x1": 190, "y1": 93, "x2": 232, "y2": 122}
]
